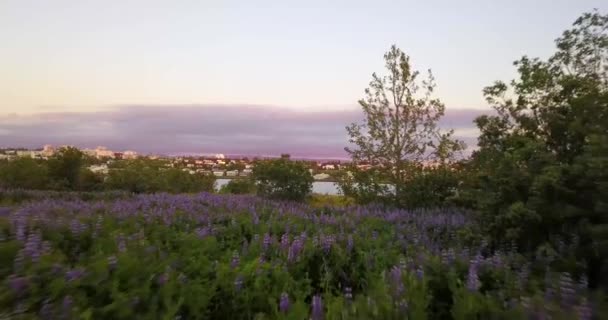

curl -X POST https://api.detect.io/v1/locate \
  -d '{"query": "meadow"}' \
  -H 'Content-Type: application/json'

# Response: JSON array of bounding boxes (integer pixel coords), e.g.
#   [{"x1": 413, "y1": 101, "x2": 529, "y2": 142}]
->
[{"x1": 0, "y1": 190, "x2": 596, "y2": 319}]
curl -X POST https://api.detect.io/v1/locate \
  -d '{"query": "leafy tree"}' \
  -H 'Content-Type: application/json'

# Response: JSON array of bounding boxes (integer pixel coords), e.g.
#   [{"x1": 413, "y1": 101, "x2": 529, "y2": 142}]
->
[
  {"x1": 105, "y1": 159, "x2": 215, "y2": 193},
  {"x1": 77, "y1": 168, "x2": 105, "y2": 191},
  {"x1": 47, "y1": 146, "x2": 85, "y2": 190},
  {"x1": 0, "y1": 158, "x2": 49, "y2": 189},
  {"x1": 220, "y1": 179, "x2": 256, "y2": 194},
  {"x1": 342, "y1": 45, "x2": 464, "y2": 207},
  {"x1": 466, "y1": 11, "x2": 608, "y2": 288},
  {"x1": 252, "y1": 158, "x2": 313, "y2": 202}
]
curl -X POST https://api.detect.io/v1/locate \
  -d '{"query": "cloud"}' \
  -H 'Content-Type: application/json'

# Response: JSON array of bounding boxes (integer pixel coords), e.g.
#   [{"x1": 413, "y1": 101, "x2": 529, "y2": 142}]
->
[{"x1": 0, "y1": 105, "x2": 489, "y2": 158}]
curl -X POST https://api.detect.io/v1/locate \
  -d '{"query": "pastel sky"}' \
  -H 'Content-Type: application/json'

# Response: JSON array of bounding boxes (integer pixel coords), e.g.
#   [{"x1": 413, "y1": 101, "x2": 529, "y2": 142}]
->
[{"x1": 1, "y1": 1, "x2": 606, "y2": 157}]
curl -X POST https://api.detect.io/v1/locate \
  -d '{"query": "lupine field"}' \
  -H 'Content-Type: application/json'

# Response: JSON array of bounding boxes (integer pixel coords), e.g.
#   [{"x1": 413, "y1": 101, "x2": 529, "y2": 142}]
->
[{"x1": 0, "y1": 191, "x2": 599, "y2": 319}]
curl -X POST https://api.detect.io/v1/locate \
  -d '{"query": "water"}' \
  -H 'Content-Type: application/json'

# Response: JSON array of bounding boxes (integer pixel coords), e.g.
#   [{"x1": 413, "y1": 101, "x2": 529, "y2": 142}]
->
[{"x1": 215, "y1": 178, "x2": 341, "y2": 195}]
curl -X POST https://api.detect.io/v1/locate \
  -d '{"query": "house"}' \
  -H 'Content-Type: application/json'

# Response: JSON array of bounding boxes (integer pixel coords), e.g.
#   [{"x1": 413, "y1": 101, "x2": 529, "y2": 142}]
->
[
  {"x1": 226, "y1": 170, "x2": 238, "y2": 177},
  {"x1": 88, "y1": 164, "x2": 109, "y2": 175},
  {"x1": 322, "y1": 164, "x2": 336, "y2": 170},
  {"x1": 213, "y1": 171, "x2": 225, "y2": 177},
  {"x1": 313, "y1": 173, "x2": 331, "y2": 180}
]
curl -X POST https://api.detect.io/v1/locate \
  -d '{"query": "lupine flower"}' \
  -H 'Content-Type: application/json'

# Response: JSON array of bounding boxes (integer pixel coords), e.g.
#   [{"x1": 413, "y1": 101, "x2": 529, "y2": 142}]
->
[
  {"x1": 416, "y1": 267, "x2": 424, "y2": 280},
  {"x1": 108, "y1": 255, "x2": 118, "y2": 270},
  {"x1": 8, "y1": 275, "x2": 29, "y2": 297},
  {"x1": 389, "y1": 266, "x2": 404, "y2": 297},
  {"x1": 66, "y1": 268, "x2": 86, "y2": 282},
  {"x1": 263, "y1": 233, "x2": 272, "y2": 251},
  {"x1": 39, "y1": 299, "x2": 53, "y2": 318},
  {"x1": 344, "y1": 287, "x2": 353, "y2": 302},
  {"x1": 577, "y1": 298, "x2": 592, "y2": 320},
  {"x1": 280, "y1": 233, "x2": 290, "y2": 252},
  {"x1": 234, "y1": 275, "x2": 244, "y2": 291},
  {"x1": 559, "y1": 272, "x2": 576, "y2": 308},
  {"x1": 347, "y1": 235, "x2": 354, "y2": 251},
  {"x1": 279, "y1": 292, "x2": 290, "y2": 313},
  {"x1": 466, "y1": 261, "x2": 480, "y2": 292},
  {"x1": 311, "y1": 295, "x2": 324, "y2": 320},
  {"x1": 62, "y1": 295, "x2": 73, "y2": 318},
  {"x1": 231, "y1": 251, "x2": 240, "y2": 269}
]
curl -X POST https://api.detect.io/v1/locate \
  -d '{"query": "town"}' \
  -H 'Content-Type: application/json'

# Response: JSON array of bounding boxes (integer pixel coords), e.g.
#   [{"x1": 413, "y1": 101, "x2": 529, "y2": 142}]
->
[{"x1": 0, "y1": 145, "x2": 360, "y2": 181}]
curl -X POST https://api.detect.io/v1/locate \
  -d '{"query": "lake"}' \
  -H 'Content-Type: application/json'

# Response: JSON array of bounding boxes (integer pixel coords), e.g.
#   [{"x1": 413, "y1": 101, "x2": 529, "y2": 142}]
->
[{"x1": 215, "y1": 178, "x2": 341, "y2": 195}]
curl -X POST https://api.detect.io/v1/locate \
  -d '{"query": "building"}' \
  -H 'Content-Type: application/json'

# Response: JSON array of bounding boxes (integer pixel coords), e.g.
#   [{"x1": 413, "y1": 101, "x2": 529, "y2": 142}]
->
[
  {"x1": 94, "y1": 146, "x2": 115, "y2": 159},
  {"x1": 313, "y1": 173, "x2": 331, "y2": 180},
  {"x1": 42, "y1": 144, "x2": 55, "y2": 157},
  {"x1": 226, "y1": 170, "x2": 238, "y2": 177},
  {"x1": 123, "y1": 151, "x2": 138, "y2": 159},
  {"x1": 88, "y1": 164, "x2": 109, "y2": 175},
  {"x1": 215, "y1": 154, "x2": 226, "y2": 159},
  {"x1": 213, "y1": 171, "x2": 225, "y2": 177}
]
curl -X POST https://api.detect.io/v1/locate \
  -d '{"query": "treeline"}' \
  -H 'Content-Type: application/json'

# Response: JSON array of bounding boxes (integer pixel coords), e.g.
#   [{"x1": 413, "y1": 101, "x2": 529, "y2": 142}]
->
[
  {"x1": 0, "y1": 147, "x2": 215, "y2": 193},
  {"x1": 337, "y1": 11, "x2": 608, "y2": 291}
]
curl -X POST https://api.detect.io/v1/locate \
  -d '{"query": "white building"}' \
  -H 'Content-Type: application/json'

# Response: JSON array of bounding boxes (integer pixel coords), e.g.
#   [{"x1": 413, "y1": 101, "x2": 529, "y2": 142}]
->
[
  {"x1": 226, "y1": 170, "x2": 238, "y2": 177},
  {"x1": 42, "y1": 144, "x2": 55, "y2": 157},
  {"x1": 213, "y1": 171, "x2": 225, "y2": 177},
  {"x1": 94, "y1": 146, "x2": 115, "y2": 159},
  {"x1": 88, "y1": 164, "x2": 109, "y2": 175},
  {"x1": 215, "y1": 154, "x2": 226, "y2": 159},
  {"x1": 314, "y1": 173, "x2": 331, "y2": 180},
  {"x1": 123, "y1": 150, "x2": 138, "y2": 159}
]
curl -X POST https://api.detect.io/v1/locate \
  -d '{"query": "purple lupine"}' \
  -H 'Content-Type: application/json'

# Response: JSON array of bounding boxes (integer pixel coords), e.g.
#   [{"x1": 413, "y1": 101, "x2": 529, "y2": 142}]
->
[
  {"x1": 234, "y1": 275, "x2": 244, "y2": 291},
  {"x1": 344, "y1": 287, "x2": 353, "y2": 302},
  {"x1": 39, "y1": 299, "x2": 53, "y2": 318},
  {"x1": 559, "y1": 272, "x2": 576, "y2": 308},
  {"x1": 279, "y1": 292, "x2": 290, "y2": 313},
  {"x1": 577, "y1": 298, "x2": 592, "y2": 320},
  {"x1": 416, "y1": 267, "x2": 424, "y2": 280},
  {"x1": 65, "y1": 268, "x2": 86, "y2": 282},
  {"x1": 466, "y1": 261, "x2": 480, "y2": 292},
  {"x1": 311, "y1": 295, "x2": 324, "y2": 320},
  {"x1": 280, "y1": 233, "x2": 290, "y2": 252},
  {"x1": 389, "y1": 266, "x2": 404, "y2": 297},
  {"x1": 8, "y1": 275, "x2": 29, "y2": 297},
  {"x1": 24, "y1": 232, "x2": 41, "y2": 262},
  {"x1": 13, "y1": 249, "x2": 25, "y2": 272},
  {"x1": 108, "y1": 255, "x2": 118, "y2": 271},
  {"x1": 157, "y1": 273, "x2": 169, "y2": 286},
  {"x1": 347, "y1": 235, "x2": 354, "y2": 252},
  {"x1": 263, "y1": 233, "x2": 272, "y2": 251},
  {"x1": 231, "y1": 251, "x2": 240, "y2": 269},
  {"x1": 62, "y1": 295, "x2": 73, "y2": 318}
]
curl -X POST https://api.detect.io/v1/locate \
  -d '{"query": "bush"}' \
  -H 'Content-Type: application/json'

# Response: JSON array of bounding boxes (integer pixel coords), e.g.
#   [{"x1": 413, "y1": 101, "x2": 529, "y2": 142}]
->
[
  {"x1": 0, "y1": 158, "x2": 49, "y2": 190},
  {"x1": 220, "y1": 179, "x2": 256, "y2": 194},
  {"x1": 252, "y1": 158, "x2": 313, "y2": 202},
  {"x1": 105, "y1": 160, "x2": 215, "y2": 193}
]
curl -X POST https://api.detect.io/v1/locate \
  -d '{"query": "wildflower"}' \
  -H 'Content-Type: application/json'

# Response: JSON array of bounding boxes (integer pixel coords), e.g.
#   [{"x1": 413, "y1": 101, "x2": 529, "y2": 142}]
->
[
  {"x1": 311, "y1": 295, "x2": 324, "y2": 320},
  {"x1": 65, "y1": 268, "x2": 86, "y2": 282},
  {"x1": 279, "y1": 292, "x2": 290, "y2": 313},
  {"x1": 389, "y1": 266, "x2": 404, "y2": 297},
  {"x1": 234, "y1": 275, "x2": 244, "y2": 291},
  {"x1": 231, "y1": 251, "x2": 240, "y2": 269},
  {"x1": 8, "y1": 275, "x2": 29, "y2": 297},
  {"x1": 466, "y1": 261, "x2": 480, "y2": 292},
  {"x1": 107, "y1": 255, "x2": 118, "y2": 271},
  {"x1": 344, "y1": 287, "x2": 353, "y2": 302}
]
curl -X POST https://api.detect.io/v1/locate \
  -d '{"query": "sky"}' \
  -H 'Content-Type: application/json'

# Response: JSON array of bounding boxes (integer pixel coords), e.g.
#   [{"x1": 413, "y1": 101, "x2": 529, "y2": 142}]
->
[{"x1": 1, "y1": 1, "x2": 607, "y2": 157}]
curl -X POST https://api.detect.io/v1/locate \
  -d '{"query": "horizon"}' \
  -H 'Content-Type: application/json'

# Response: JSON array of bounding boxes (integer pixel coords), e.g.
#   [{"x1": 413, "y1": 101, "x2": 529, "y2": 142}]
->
[{"x1": 2, "y1": 1, "x2": 607, "y2": 157}]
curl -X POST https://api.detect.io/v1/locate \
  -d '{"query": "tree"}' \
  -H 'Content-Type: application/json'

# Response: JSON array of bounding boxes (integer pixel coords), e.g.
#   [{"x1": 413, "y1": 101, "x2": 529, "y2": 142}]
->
[
  {"x1": 343, "y1": 45, "x2": 464, "y2": 206},
  {"x1": 467, "y1": 10, "x2": 608, "y2": 288},
  {"x1": 47, "y1": 146, "x2": 85, "y2": 190},
  {"x1": 252, "y1": 158, "x2": 313, "y2": 202},
  {"x1": 220, "y1": 179, "x2": 256, "y2": 194},
  {"x1": 0, "y1": 158, "x2": 49, "y2": 189}
]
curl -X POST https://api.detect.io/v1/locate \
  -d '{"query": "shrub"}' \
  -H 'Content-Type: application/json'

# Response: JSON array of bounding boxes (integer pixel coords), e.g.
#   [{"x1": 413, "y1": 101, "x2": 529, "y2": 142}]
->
[
  {"x1": 220, "y1": 179, "x2": 256, "y2": 194},
  {"x1": 252, "y1": 158, "x2": 313, "y2": 202}
]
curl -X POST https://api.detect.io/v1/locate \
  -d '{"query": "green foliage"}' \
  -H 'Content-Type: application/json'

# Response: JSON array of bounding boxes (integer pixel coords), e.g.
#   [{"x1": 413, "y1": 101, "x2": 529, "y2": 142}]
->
[
  {"x1": 464, "y1": 10, "x2": 608, "y2": 289},
  {"x1": 0, "y1": 158, "x2": 49, "y2": 190},
  {"x1": 252, "y1": 159, "x2": 313, "y2": 202},
  {"x1": 105, "y1": 160, "x2": 215, "y2": 194},
  {"x1": 47, "y1": 146, "x2": 85, "y2": 190},
  {"x1": 220, "y1": 179, "x2": 256, "y2": 195}
]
